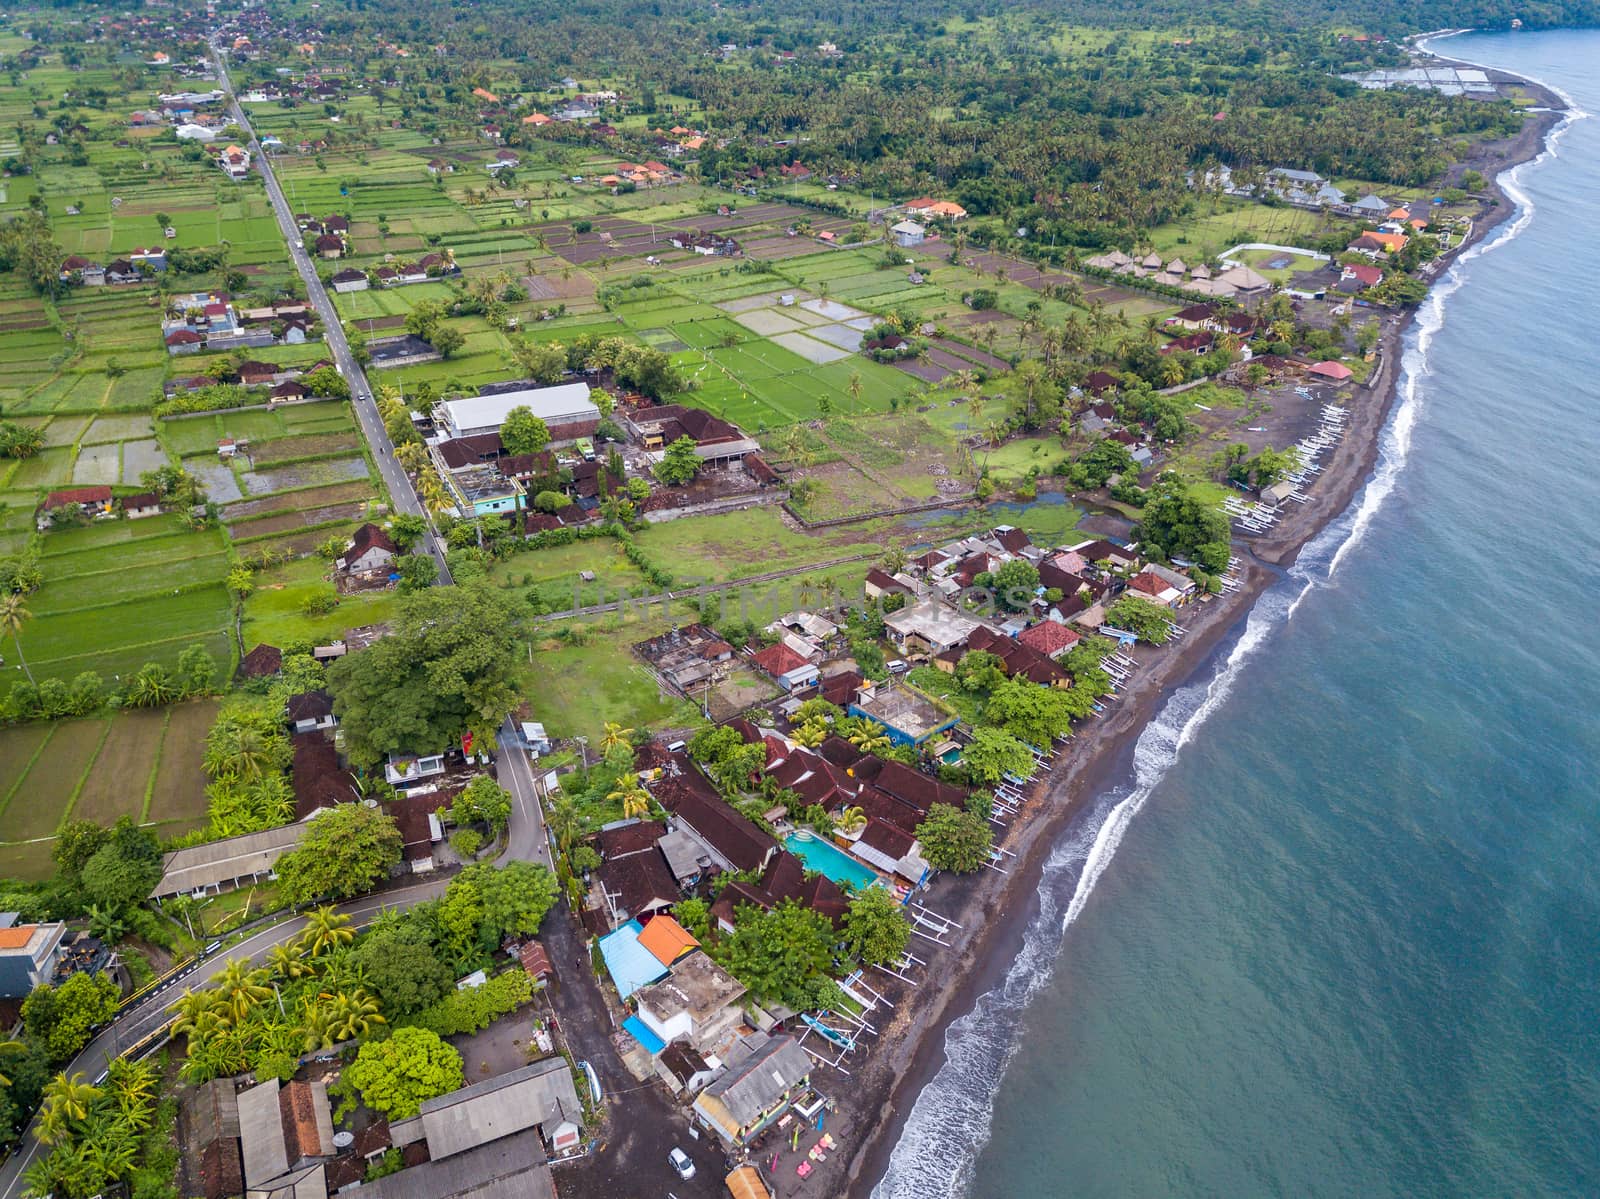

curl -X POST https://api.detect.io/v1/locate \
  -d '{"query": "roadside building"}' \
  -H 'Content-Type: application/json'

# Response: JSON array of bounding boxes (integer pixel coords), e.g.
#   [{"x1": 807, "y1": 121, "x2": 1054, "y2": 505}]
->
[
  {"x1": 0, "y1": 918, "x2": 67, "y2": 998},
  {"x1": 693, "y1": 1032, "x2": 815, "y2": 1147}
]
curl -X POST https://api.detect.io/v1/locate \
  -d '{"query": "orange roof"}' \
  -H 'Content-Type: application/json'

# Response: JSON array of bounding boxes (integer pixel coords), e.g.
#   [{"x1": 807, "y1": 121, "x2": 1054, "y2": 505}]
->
[
  {"x1": 1366, "y1": 231, "x2": 1408, "y2": 252},
  {"x1": 1408, "y1": 218, "x2": 1429, "y2": 229},
  {"x1": 522, "y1": 112, "x2": 552, "y2": 125},
  {"x1": 472, "y1": 87, "x2": 499, "y2": 102},
  {"x1": 1387, "y1": 207, "x2": 1410, "y2": 221},
  {"x1": 0, "y1": 927, "x2": 36, "y2": 949},
  {"x1": 637, "y1": 916, "x2": 699, "y2": 966}
]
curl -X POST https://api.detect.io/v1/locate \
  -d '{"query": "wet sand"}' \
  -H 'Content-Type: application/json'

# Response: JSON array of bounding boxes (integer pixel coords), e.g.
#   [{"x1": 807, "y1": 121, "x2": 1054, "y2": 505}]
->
[{"x1": 827, "y1": 76, "x2": 1567, "y2": 1199}]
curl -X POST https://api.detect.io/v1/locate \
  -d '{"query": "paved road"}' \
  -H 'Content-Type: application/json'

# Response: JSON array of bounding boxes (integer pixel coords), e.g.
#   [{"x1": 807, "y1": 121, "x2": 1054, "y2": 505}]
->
[
  {"x1": 0, "y1": 879, "x2": 447, "y2": 1197},
  {"x1": 211, "y1": 47, "x2": 450, "y2": 579},
  {"x1": 495, "y1": 728, "x2": 553, "y2": 868}
]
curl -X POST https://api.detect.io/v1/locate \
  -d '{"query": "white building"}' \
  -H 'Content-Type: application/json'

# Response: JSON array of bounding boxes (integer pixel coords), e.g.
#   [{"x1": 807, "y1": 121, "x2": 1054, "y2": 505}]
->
[{"x1": 433, "y1": 382, "x2": 600, "y2": 441}]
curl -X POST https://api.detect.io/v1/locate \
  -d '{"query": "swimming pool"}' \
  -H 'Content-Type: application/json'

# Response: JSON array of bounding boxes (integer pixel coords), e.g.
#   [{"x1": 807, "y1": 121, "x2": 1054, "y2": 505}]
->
[{"x1": 785, "y1": 831, "x2": 880, "y2": 892}]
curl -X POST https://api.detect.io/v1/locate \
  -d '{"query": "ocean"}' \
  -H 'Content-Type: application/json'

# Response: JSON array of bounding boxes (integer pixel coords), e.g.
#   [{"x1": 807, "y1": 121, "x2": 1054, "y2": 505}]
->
[{"x1": 875, "y1": 28, "x2": 1600, "y2": 1199}]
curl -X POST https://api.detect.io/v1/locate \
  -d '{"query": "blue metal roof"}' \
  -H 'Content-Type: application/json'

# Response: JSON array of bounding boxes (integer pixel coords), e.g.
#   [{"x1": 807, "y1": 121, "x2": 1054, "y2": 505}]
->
[
  {"x1": 623, "y1": 1014, "x2": 666, "y2": 1056},
  {"x1": 598, "y1": 920, "x2": 668, "y2": 999}
]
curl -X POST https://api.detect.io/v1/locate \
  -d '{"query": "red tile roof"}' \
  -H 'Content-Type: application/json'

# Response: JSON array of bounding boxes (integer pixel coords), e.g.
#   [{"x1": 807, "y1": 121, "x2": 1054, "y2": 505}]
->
[
  {"x1": 750, "y1": 642, "x2": 810, "y2": 677},
  {"x1": 43, "y1": 485, "x2": 113, "y2": 508},
  {"x1": 1017, "y1": 621, "x2": 1080, "y2": 656}
]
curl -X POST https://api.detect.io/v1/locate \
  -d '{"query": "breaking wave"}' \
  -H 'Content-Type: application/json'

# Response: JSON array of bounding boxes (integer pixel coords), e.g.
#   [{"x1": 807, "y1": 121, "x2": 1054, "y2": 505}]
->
[{"x1": 872, "y1": 47, "x2": 1580, "y2": 1199}]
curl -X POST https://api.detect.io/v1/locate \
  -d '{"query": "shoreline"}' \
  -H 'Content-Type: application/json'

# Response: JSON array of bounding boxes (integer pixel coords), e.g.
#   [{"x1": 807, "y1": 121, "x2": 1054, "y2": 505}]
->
[{"x1": 835, "y1": 59, "x2": 1567, "y2": 1199}]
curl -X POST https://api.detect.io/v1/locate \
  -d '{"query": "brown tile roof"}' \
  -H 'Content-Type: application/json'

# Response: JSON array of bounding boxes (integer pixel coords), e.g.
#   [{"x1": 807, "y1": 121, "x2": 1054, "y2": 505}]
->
[
  {"x1": 595, "y1": 820, "x2": 666, "y2": 859},
  {"x1": 345, "y1": 522, "x2": 397, "y2": 561},
  {"x1": 651, "y1": 757, "x2": 774, "y2": 873},
  {"x1": 291, "y1": 730, "x2": 349, "y2": 819},
  {"x1": 43, "y1": 485, "x2": 113, "y2": 508},
  {"x1": 859, "y1": 818, "x2": 916, "y2": 858},
  {"x1": 237, "y1": 643, "x2": 283, "y2": 678},
  {"x1": 598, "y1": 849, "x2": 679, "y2": 919}
]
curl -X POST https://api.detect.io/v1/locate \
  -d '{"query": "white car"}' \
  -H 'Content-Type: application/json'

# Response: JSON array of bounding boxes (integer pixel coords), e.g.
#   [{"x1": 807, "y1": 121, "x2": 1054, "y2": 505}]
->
[{"x1": 668, "y1": 1147, "x2": 695, "y2": 1180}]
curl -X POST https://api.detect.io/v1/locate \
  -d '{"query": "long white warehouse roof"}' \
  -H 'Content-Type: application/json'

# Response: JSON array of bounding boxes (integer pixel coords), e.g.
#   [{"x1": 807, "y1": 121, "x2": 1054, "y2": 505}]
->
[{"x1": 439, "y1": 382, "x2": 599, "y2": 433}]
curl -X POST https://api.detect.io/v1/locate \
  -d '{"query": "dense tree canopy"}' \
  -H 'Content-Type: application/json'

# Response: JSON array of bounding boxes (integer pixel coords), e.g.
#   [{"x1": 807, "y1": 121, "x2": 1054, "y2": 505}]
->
[
  {"x1": 345, "y1": 1027, "x2": 464, "y2": 1118},
  {"x1": 915, "y1": 803, "x2": 995, "y2": 874},
  {"x1": 275, "y1": 804, "x2": 403, "y2": 905},
  {"x1": 327, "y1": 583, "x2": 524, "y2": 767}
]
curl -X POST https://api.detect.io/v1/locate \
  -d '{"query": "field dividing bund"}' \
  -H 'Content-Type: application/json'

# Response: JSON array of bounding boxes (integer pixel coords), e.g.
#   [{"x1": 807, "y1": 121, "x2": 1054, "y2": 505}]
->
[
  {"x1": 71, "y1": 707, "x2": 167, "y2": 826},
  {"x1": 6, "y1": 717, "x2": 110, "y2": 841},
  {"x1": 149, "y1": 700, "x2": 216, "y2": 829},
  {"x1": 0, "y1": 724, "x2": 57, "y2": 820},
  {"x1": 0, "y1": 700, "x2": 218, "y2": 878}
]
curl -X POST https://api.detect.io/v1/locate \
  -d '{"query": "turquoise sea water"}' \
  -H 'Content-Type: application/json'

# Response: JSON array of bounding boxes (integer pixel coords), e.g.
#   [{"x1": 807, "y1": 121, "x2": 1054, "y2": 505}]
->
[{"x1": 876, "y1": 29, "x2": 1600, "y2": 1199}]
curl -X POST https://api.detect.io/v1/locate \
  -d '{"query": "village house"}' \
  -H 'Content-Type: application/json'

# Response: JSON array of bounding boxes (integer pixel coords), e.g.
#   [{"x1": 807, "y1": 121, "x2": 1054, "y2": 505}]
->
[
  {"x1": 216, "y1": 144, "x2": 251, "y2": 180},
  {"x1": 0, "y1": 918, "x2": 68, "y2": 999},
  {"x1": 335, "y1": 523, "x2": 398, "y2": 578},
  {"x1": 398, "y1": 1055, "x2": 581, "y2": 1161},
  {"x1": 631, "y1": 947, "x2": 747, "y2": 1059},
  {"x1": 1124, "y1": 569, "x2": 1186, "y2": 610},
  {"x1": 38, "y1": 485, "x2": 114, "y2": 529},
  {"x1": 891, "y1": 219, "x2": 925, "y2": 248},
  {"x1": 434, "y1": 383, "x2": 600, "y2": 442},
  {"x1": 592, "y1": 821, "x2": 681, "y2": 929},
  {"x1": 902, "y1": 197, "x2": 968, "y2": 221},
  {"x1": 151, "y1": 823, "x2": 306, "y2": 900},
  {"x1": 121, "y1": 492, "x2": 162, "y2": 519},
  {"x1": 883, "y1": 601, "x2": 983, "y2": 657},
  {"x1": 748, "y1": 642, "x2": 820, "y2": 692},
  {"x1": 287, "y1": 690, "x2": 337, "y2": 735},
  {"x1": 1339, "y1": 262, "x2": 1384, "y2": 292},
  {"x1": 330, "y1": 267, "x2": 369, "y2": 293},
  {"x1": 649, "y1": 755, "x2": 777, "y2": 876},
  {"x1": 58, "y1": 255, "x2": 106, "y2": 286},
  {"x1": 693, "y1": 1032, "x2": 816, "y2": 1148},
  {"x1": 1349, "y1": 231, "x2": 1408, "y2": 257}
]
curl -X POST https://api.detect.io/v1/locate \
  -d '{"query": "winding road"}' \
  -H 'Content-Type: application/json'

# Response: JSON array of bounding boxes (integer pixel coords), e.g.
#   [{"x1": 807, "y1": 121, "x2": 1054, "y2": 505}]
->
[{"x1": 0, "y1": 49, "x2": 571, "y2": 1196}]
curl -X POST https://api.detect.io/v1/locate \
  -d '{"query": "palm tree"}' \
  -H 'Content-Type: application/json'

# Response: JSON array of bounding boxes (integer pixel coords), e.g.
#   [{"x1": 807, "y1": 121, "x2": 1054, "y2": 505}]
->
[
  {"x1": 0, "y1": 594, "x2": 33, "y2": 684},
  {"x1": 599, "y1": 721, "x2": 633, "y2": 753},
  {"x1": 847, "y1": 370, "x2": 863, "y2": 405},
  {"x1": 126, "y1": 663, "x2": 179, "y2": 708},
  {"x1": 80, "y1": 1123, "x2": 139, "y2": 1185},
  {"x1": 847, "y1": 721, "x2": 892, "y2": 754},
  {"x1": 106, "y1": 1059, "x2": 156, "y2": 1129},
  {"x1": 607, "y1": 773, "x2": 651, "y2": 820},
  {"x1": 37, "y1": 1073, "x2": 101, "y2": 1143},
  {"x1": 833, "y1": 806, "x2": 867, "y2": 838},
  {"x1": 84, "y1": 903, "x2": 126, "y2": 942},
  {"x1": 315, "y1": 989, "x2": 384, "y2": 1044},
  {"x1": 395, "y1": 440, "x2": 428, "y2": 473},
  {"x1": 204, "y1": 724, "x2": 272, "y2": 782},
  {"x1": 300, "y1": 906, "x2": 354, "y2": 957},
  {"x1": 168, "y1": 988, "x2": 229, "y2": 1044},
  {"x1": 267, "y1": 942, "x2": 311, "y2": 981},
  {"x1": 0, "y1": 1037, "x2": 28, "y2": 1087},
  {"x1": 212, "y1": 959, "x2": 273, "y2": 1023},
  {"x1": 548, "y1": 795, "x2": 585, "y2": 856}
]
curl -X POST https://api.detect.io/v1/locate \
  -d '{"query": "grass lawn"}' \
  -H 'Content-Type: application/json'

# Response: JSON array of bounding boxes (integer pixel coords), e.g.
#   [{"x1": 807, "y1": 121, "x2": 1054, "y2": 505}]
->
[
  {"x1": 242, "y1": 557, "x2": 404, "y2": 648},
  {"x1": 491, "y1": 540, "x2": 653, "y2": 614},
  {"x1": 519, "y1": 626, "x2": 704, "y2": 742},
  {"x1": 633, "y1": 508, "x2": 881, "y2": 583},
  {"x1": 974, "y1": 435, "x2": 1066, "y2": 483}
]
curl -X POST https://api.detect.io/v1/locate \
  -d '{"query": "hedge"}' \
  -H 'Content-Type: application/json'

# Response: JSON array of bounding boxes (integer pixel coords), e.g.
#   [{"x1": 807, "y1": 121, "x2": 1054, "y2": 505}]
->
[{"x1": 403, "y1": 969, "x2": 535, "y2": 1037}]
